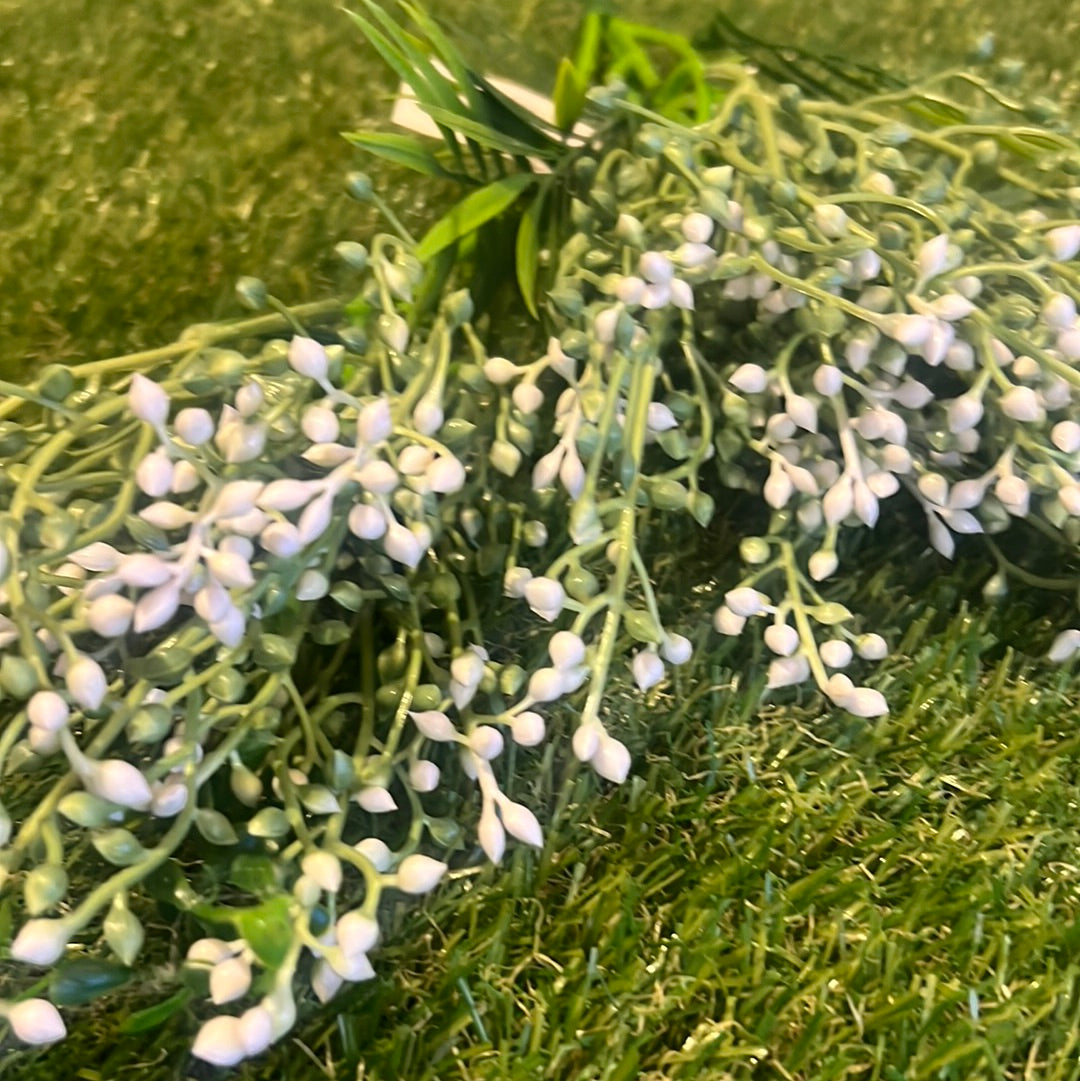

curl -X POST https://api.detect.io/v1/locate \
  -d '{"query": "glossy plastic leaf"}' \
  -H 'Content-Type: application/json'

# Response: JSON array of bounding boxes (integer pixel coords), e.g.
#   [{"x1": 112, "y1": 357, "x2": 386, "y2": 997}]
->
[
  {"x1": 51, "y1": 958, "x2": 132, "y2": 1006},
  {"x1": 421, "y1": 105, "x2": 560, "y2": 160},
  {"x1": 415, "y1": 173, "x2": 536, "y2": 262},
  {"x1": 233, "y1": 895, "x2": 293, "y2": 969}
]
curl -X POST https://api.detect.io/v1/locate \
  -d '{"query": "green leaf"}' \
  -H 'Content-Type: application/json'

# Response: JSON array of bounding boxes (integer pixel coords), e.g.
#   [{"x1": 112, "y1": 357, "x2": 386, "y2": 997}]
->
[
  {"x1": 194, "y1": 808, "x2": 239, "y2": 846},
  {"x1": 51, "y1": 958, "x2": 132, "y2": 1006},
  {"x1": 119, "y1": 987, "x2": 193, "y2": 1035},
  {"x1": 421, "y1": 105, "x2": 560, "y2": 161},
  {"x1": 624, "y1": 608, "x2": 663, "y2": 644},
  {"x1": 342, "y1": 131, "x2": 459, "y2": 181},
  {"x1": 415, "y1": 173, "x2": 536, "y2": 263},
  {"x1": 228, "y1": 854, "x2": 282, "y2": 897},
  {"x1": 233, "y1": 895, "x2": 294, "y2": 969},
  {"x1": 553, "y1": 57, "x2": 587, "y2": 131},
  {"x1": 515, "y1": 182, "x2": 549, "y2": 320}
]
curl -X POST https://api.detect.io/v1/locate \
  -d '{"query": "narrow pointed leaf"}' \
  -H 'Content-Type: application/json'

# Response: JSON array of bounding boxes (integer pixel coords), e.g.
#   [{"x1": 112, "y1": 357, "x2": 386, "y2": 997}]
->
[
  {"x1": 415, "y1": 173, "x2": 536, "y2": 262},
  {"x1": 553, "y1": 57, "x2": 588, "y2": 131},
  {"x1": 516, "y1": 182, "x2": 549, "y2": 320},
  {"x1": 342, "y1": 130, "x2": 463, "y2": 180},
  {"x1": 421, "y1": 105, "x2": 561, "y2": 160}
]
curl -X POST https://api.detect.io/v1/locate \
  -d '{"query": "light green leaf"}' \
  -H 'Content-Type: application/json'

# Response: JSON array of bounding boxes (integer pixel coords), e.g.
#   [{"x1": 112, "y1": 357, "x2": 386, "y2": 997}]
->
[
  {"x1": 553, "y1": 57, "x2": 587, "y2": 131},
  {"x1": 415, "y1": 173, "x2": 536, "y2": 263},
  {"x1": 421, "y1": 105, "x2": 560, "y2": 161}
]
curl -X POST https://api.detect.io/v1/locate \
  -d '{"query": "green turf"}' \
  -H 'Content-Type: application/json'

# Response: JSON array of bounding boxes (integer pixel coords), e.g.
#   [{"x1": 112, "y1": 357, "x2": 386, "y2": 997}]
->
[{"x1": 3, "y1": 2, "x2": 1080, "y2": 1079}]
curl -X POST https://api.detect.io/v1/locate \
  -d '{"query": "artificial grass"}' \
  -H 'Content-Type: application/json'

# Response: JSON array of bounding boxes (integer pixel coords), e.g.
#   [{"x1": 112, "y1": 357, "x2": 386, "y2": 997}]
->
[
  {"x1": 4, "y1": 2, "x2": 1080, "y2": 1079},
  {"x1": 5, "y1": 531, "x2": 1079, "y2": 1081}
]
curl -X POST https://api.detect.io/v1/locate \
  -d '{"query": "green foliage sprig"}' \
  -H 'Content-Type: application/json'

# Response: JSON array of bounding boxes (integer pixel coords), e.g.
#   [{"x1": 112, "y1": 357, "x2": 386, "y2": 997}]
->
[{"x1": 1, "y1": 2, "x2": 1079, "y2": 1068}]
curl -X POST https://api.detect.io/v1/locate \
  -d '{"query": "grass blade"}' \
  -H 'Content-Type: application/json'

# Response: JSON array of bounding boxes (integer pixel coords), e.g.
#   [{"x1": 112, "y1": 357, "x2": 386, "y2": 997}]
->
[
  {"x1": 342, "y1": 130, "x2": 468, "y2": 181},
  {"x1": 516, "y1": 181, "x2": 550, "y2": 320}
]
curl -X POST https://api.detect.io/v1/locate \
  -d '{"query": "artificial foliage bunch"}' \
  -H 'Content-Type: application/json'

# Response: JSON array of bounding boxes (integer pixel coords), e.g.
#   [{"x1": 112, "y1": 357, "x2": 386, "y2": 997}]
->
[{"x1": 1, "y1": 1, "x2": 1079, "y2": 1066}]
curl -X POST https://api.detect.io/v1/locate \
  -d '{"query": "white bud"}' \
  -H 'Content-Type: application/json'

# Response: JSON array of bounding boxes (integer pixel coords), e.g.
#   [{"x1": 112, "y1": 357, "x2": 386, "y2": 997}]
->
[
  {"x1": 927, "y1": 294, "x2": 975, "y2": 322},
  {"x1": 639, "y1": 251, "x2": 674, "y2": 284},
  {"x1": 661, "y1": 633, "x2": 692, "y2": 665},
  {"x1": 713, "y1": 605, "x2": 747, "y2": 635},
  {"x1": 301, "y1": 851, "x2": 343, "y2": 894},
  {"x1": 234, "y1": 381, "x2": 263, "y2": 418},
  {"x1": 855, "y1": 633, "x2": 888, "y2": 660},
  {"x1": 346, "y1": 504, "x2": 386, "y2": 544},
  {"x1": 503, "y1": 566, "x2": 533, "y2": 598},
  {"x1": 257, "y1": 478, "x2": 316, "y2": 513},
  {"x1": 174, "y1": 407, "x2": 214, "y2": 445},
  {"x1": 261, "y1": 521, "x2": 305, "y2": 557},
  {"x1": 410, "y1": 710, "x2": 456, "y2": 742},
  {"x1": 947, "y1": 393, "x2": 984, "y2": 433},
  {"x1": 996, "y1": 475, "x2": 1030, "y2": 516},
  {"x1": 150, "y1": 777, "x2": 189, "y2": 818},
  {"x1": 591, "y1": 735, "x2": 631, "y2": 783},
  {"x1": 358, "y1": 398, "x2": 393, "y2": 444},
  {"x1": 822, "y1": 475, "x2": 854, "y2": 525},
  {"x1": 427, "y1": 456, "x2": 466, "y2": 494},
  {"x1": 723, "y1": 587, "x2": 767, "y2": 618},
  {"x1": 926, "y1": 511, "x2": 956, "y2": 558},
  {"x1": 311, "y1": 959, "x2": 344, "y2": 1004},
  {"x1": 1060, "y1": 485, "x2": 1080, "y2": 516},
  {"x1": 548, "y1": 630, "x2": 586, "y2": 670},
  {"x1": 646, "y1": 402, "x2": 678, "y2": 432},
  {"x1": 572, "y1": 721, "x2": 602, "y2": 763},
  {"x1": 28, "y1": 690, "x2": 69, "y2": 732},
  {"x1": 729, "y1": 363, "x2": 768, "y2": 394},
  {"x1": 85, "y1": 759, "x2": 154, "y2": 811},
  {"x1": 135, "y1": 451, "x2": 174, "y2": 497},
  {"x1": 336, "y1": 911, "x2": 379, "y2": 958},
  {"x1": 192, "y1": 1015, "x2": 247, "y2": 1067},
  {"x1": 559, "y1": 451, "x2": 585, "y2": 498},
  {"x1": 408, "y1": 759, "x2": 440, "y2": 793},
  {"x1": 763, "y1": 464, "x2": 794, "y2": 510},
  {"x1": 527, "y1": 667, "x2": 565, "y2": 703},
  {"x1": 65, "y1": 655, "x2": 108, "y2": 711},
  {"x1": 669, "y1": 278, "x2": 695, "y2": 310},
  {"x1": 999, "y1": 385, "x2": 1044, "y2": 423},
  {"x1": 767, "y1": 654, "x2": 810, "y2": 689},
  {"x1": 499, "y1": 799, "x2": 543, "y2": 847},
  {"x1": 128, "y1": 373, "x2": 169, "y2": 426},
  {"x1": 297, "y1": 491, "x2": 334, "y2": 546},
  {"x1": 206, "y1": 550, "x2": 255, "y2": 591},
  {"x1": 631, "y1": 649, "x2": 664, "y2": 692},
  {"x1": 764, "y1": 623, "x2": 799, "y2": 657},
  {"x1": 11, "y1": 918, "x2": 70, "y2": 965},
  {"x1": 138, "y1": 501, "x2": 196, "y2": 530},
  {"x1": 808, "y1": 550, "x2": 839, "y2": 581},
  {"x1": 354, "y1": 837, "x2": 394, "y2": 872},
  {"x1": 378, "y1": 312, "x2": 410, "y2": 353},
  {"x1": 845, "y1": 686, "x2": 889, "y2": 717},
  {"x1": 6, "y1": 999, "x2": 66, "y2": 1045},
  {"x1": 524, "y1": 577, "x2": 565, "y2": 620},
  {"x1": 477, "y1": 804, "x2": 506, "y2": 863},
  {"x1": 786, "y1": 394, "x2": 818, "y2": 433},
  {"x1": 1047, "y1": 225, "x2": 1080, "y2": 261},
  {"x1": 396, "y1": 854, "x2": 446, "y2": 895},
  {"x1": 87, "y1": 594, "x2": 134, "y2": 638},
  {"x1": 916, "y1": 233, "x2": 950, "y2": 283},
  {"x1": 238, "y1": 1006, "x2": 274, "y2": 1057},
  {"x1": 69, "y1": 542, "x2": 122, "y2": 572},
  {"x1": 1048, "y1": 628, "x2": 1080, "y2": 663},
  {"x1": 356, "y1": 786, "x2": 398, "y2": 813},
  {"x1": 682, "y1": 211, "x2": 714, "y2": 244},
  {"x1": 211, "y1": 955, "x2": 253, "y2": 1005},
  {"x1": 812, "y1": 365, "x2": 843, "y2": 397},
  {"x1": 1042, "y1": 292, "x2": 1077, "y2": 329},
  {"x1": 1052, "y1": 420, "x2": 1080, "y2": 454},
  {"x1": 483, "y1": 356, "x2": 519, "y2": 385},
  {"x1": 288, "y1": 336, "x2": 329, "y2": 381},
  {"x1": 819, "y1": 639, "x2": 853, "y2": 668},
  {"x1": 412, "y1": 396, "x2": 444, "y2": 436},
  {"x1": 296, "y1": 570, "x2": 329, "y2": 601},
  {"x1": 510, "y1": 711, "x2": 545, "y2": 747}
]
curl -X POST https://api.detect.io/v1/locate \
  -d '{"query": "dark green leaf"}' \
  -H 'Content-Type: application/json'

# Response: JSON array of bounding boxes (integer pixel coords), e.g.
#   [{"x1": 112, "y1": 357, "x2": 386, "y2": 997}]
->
[
  {"x1": 342, "y1": 131, "x2": 460, "y2": 181},
  {"x1": 119, "y1": 987, "x2": 192, "y2": 1034},
  {"x1": 415, "y1": 173, "x2": 536, "y2": 262},
  {"x1": 421, "y1": 105, "x2": 560, "y2": 161},
  {"x1": 515, "y1": 183, "x2": 549, "y2": 320},
  {"x1": 51, "y1": 959, "x2": 132, "y2": 1006}
]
